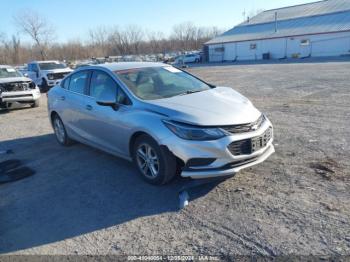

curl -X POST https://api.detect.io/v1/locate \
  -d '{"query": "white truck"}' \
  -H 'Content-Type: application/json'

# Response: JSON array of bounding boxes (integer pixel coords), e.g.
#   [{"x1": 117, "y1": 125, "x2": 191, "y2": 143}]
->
[
  {"x1": 0, "y1": 65, "x2": 41, "y2": 109},
  {"x1": 26, "y1": 61, "x2": 72, "y2": 92}
]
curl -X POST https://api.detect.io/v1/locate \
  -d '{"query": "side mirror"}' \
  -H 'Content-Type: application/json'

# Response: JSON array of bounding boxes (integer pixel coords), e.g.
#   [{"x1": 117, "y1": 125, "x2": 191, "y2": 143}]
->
[
  {"x1": 96, "y1": 99, "x2": 119, "y2": 111},
  {"x1": 24, "y1": 73, "x2": 29, "y2": 77}
]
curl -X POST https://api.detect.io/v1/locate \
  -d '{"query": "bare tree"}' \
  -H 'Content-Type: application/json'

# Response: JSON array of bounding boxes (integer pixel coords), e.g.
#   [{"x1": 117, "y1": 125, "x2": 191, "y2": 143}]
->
[
  {"x1": 13, "y1": 10, "x2": 55, "y2": 60},
  {"x1": 88, "y1": 26, "x2": 110, "y2": 57},
  {"x1": 2, "y1": 20, "x2": 225, "y2": 64},
  {"x1": 0, "y1": 32, "x2": 5, "y2": 43},
  {"x1": 171, "y1": 22, "x2": 197, "y2": 50},
  {"x1": 0, "y1": 32, "x2": 7, "y2": 64},
  {"x1": 0, "y1": 33, "x2": 21, "y2": 64},
  {"x1": 11, "y1": 35, "x2": 21, "y2": 64},
  {"x1": 170, "y1": 22, "x2": 223, "y2": 51},
  {"x1": 125, "y1": 25, "x2": 144, "y2": 54},
  {"x1": 147, "y1": 31, "x2": 165, "y2": 54},
  {"x1": 108, "y1": 27, "x2": 125, "y2": 55}
]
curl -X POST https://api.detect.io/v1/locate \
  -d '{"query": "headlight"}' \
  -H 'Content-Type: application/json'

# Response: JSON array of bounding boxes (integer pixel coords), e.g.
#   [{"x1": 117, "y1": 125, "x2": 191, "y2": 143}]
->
[
  {"x1": 163, "y1": 120, "x2": 227, "y2": 141},
  {"x1": 47, "y1": 74, "x2": 54, "y2": 80}
]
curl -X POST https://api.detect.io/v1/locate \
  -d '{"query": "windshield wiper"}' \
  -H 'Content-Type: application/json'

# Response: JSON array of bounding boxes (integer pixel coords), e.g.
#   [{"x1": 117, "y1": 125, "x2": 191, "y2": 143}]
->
[{"x1": 178, "y1": 90, "x2": 203, "y2": 96}]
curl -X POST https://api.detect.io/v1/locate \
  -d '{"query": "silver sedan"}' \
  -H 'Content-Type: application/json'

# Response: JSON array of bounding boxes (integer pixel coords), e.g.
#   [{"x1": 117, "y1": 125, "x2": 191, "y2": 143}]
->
[{"x1": 47, "y1": 62, "x2": 274, "y2": 185}]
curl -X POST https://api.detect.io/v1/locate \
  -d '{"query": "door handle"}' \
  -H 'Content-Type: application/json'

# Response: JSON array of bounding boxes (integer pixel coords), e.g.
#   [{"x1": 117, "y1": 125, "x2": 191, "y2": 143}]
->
[
  {"x1": 60, "y1": 96, "x2": 65, "y2": 101},
  {"x1": 86, "y1": 105, "x2": 93, "y2": 111}
]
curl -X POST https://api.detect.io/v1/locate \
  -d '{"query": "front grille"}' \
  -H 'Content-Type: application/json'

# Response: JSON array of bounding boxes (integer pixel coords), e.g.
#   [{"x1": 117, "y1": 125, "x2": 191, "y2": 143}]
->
[
  {"x1": 222, "y1": 114, "x2": 265, "y2": 134},
  {"x1": 223, "y1": 156, "x2": 260, "y2": 169},
  {"x1": 52, "y1": 72, "x2": 68, "y2": 80},
  {"x1": 0, "y1": 81, "x2": 35, "y2": 92},
  {"x1": 228, "y1": 139, "x2": 251, "y2": 155},
  {"x1": 228, "y1": 127, "x2": 272, "y2": 156}
]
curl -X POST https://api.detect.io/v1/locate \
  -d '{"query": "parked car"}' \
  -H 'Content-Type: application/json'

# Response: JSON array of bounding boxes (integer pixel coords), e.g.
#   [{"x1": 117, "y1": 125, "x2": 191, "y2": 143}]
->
[
  {"x1": 174, "y1": 53, "x2": 201, "y2": 64},
  {"x1": 0, "y1": 65, "x2": 41, "y2": 109},
  {"x1": 26, "y1": 61, "x2": 73, "y2": 92},
  {"x1": 74, "y1": 63, "x2": 93, "y2": 70},
  {"x1": 47, "y1": 62, "x2": 274, "y2": 185},
  {"x1": 15, "y1": 65, "x2": 28, "y2": 75}
]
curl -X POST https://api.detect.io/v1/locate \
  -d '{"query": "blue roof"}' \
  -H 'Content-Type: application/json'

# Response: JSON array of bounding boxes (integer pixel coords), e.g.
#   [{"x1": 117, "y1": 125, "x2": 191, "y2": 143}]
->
[{"x1": 207, "y1": 0, "x2": 350, "y2": 44}]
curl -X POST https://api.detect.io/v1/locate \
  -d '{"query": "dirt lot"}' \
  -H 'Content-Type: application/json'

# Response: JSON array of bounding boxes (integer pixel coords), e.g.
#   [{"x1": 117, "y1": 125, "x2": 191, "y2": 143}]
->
[{"x1": 0, "y1": 61, "x2": 349, "y2": 257}]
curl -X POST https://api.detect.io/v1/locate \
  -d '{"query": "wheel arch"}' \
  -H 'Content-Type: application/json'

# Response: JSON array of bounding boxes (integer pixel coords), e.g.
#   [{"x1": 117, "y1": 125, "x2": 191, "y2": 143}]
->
[
  {"x1": 128, "y1": 131, "x2": 150, "y2": 157},
  {"x1": 128, "y1": 130, "x2": 185, "y2": 169},
  {"x1": 50, "y1": 111, "x2": 59, "y2": 126}
]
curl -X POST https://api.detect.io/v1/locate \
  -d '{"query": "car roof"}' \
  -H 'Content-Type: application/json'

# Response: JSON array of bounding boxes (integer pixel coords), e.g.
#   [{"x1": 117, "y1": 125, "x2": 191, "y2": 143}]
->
[
  {"x1": 30, "y1": 60, "x2": 60, "y2": 64},
  {"x1": 95, "y1": 62, "x2": 167, "y2": 71}
]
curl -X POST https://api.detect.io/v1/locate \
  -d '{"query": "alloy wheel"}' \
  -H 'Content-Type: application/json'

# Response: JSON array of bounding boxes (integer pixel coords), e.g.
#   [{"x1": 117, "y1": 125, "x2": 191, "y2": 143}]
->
[
  {"x1": 54, "y1": 117, "x2": 66, "y2": 144},
  {"x1": 136, "y1": 143, "x2": 160, "y2": 179}
]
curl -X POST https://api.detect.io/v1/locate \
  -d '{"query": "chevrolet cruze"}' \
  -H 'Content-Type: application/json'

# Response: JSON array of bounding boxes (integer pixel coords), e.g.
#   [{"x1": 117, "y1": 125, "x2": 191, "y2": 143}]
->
[{"x1": 48, "y1": 62, "x2": 274, "y2": 185}]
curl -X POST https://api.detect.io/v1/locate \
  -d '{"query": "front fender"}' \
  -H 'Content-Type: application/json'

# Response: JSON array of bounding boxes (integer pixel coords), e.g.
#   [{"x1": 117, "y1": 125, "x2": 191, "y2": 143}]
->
[{"x1": 123, "y1": 109, "x2": 174, "y2": 156}]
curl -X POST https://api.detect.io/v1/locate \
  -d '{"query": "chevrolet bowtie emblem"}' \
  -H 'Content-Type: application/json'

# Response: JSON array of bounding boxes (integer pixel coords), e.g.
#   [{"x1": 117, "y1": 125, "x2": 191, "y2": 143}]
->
[{"x1": 251, "y1": 124, "x2": 258, "y2": 131}]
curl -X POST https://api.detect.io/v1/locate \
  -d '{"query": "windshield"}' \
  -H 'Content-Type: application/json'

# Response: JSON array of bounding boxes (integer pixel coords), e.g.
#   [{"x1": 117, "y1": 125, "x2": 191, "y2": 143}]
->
[
  {"x1": 0, "y1": 68, "x2": 23, "y2": 78},
  {"x1": 115, "y1": 67, "x2": 211, "y2": 100},
  {"x1": 39, "y1": 62, "x2": 66, "y2": 70}
]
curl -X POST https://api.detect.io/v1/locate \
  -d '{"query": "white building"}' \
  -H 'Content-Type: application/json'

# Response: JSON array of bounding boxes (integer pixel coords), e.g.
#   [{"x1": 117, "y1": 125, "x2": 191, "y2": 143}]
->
[{"x1": 205, "y1": 0, "x2": 350, "y2": 62}]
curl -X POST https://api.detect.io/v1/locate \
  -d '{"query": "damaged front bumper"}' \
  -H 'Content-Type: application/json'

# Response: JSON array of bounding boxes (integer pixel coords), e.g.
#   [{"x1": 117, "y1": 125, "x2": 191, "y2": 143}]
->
[
  {"x1": 0, "y1": 89, "x2": 41, "y2": 103},
  {"x1": 160, "y1": 118, "x2": 275, "y2": 179},
  {"x1": 181, "y1": 144, "x2": 275, "y2": 179}
]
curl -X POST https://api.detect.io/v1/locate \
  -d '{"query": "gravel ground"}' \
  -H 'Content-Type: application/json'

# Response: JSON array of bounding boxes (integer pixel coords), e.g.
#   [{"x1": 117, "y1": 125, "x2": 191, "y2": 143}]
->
[{"x1": 0, "y1": 61, "x2": 349, "y2": 257}]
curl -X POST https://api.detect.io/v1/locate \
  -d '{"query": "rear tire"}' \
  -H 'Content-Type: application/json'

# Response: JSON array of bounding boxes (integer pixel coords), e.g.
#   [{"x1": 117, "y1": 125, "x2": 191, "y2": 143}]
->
[
  {"x1": 52, "y1": 114, "x2": 73, "y2": 146},
  {"x1": 133, "y1": 134, "x2": 177, "y2": 185}
]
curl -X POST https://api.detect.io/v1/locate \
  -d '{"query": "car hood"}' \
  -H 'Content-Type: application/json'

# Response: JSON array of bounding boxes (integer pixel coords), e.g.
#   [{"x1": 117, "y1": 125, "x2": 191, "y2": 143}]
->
[
  {"x1": 0, "y1": 76, "x2": 33, "y2": 84},
  {"x1": 142, "y1": 86, "x2": 261, "y2": 126},
  {"x1": 42, "y1": 68, "x2": 73, "y2": 74}
]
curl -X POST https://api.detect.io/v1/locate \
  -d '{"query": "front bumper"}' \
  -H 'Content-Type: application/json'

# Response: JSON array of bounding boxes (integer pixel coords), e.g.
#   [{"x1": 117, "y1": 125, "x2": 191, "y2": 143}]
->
[
  {"x1": 160, "y1": 118, "x2": 275, "y2": 179},
  {"x1": 181, "y1": 144, "x2": 275, "y2": 179},
  {"x1": 0, "y1": 89, "x2": 41, "y2": 102}
]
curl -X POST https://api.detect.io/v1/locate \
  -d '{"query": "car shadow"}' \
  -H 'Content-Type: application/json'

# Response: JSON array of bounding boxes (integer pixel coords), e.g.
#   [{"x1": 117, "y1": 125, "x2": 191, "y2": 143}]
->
[
  {"x1": 0, "y1": 104, "x2": 32, "y2": 114},
  {"x1": 0, "y1": 134, "x2": 224, "y2": 253}
]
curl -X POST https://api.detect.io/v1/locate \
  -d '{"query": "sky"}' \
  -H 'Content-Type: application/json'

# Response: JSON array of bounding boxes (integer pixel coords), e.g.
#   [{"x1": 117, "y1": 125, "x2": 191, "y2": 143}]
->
[{"x1": 0, "y1": 0, "x2": 318, "y2": 43}]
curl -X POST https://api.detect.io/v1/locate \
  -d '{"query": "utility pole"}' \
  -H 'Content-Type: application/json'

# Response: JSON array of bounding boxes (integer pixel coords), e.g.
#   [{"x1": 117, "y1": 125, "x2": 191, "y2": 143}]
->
[{"x1": 275, "y1": 12, "x2": 278, "y2": 32}]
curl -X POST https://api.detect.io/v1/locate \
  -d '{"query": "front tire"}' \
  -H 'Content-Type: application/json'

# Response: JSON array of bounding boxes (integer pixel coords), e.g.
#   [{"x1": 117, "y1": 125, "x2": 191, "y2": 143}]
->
[
  {"x1": 0, "y1": 102, "x2": 11, "y2": 109},
  {"x1": 52, "y1": 114, "x2": 73, "y2": 146},
  {"x1": 133, "y1": 135, "x2": 177, "y2": 185},
  {"x1": 31, "y1": 100, "x2": 40, "y2": 108},
  {"x1": 40, "y1": 78, "x2": 49, "y2": 93}
]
